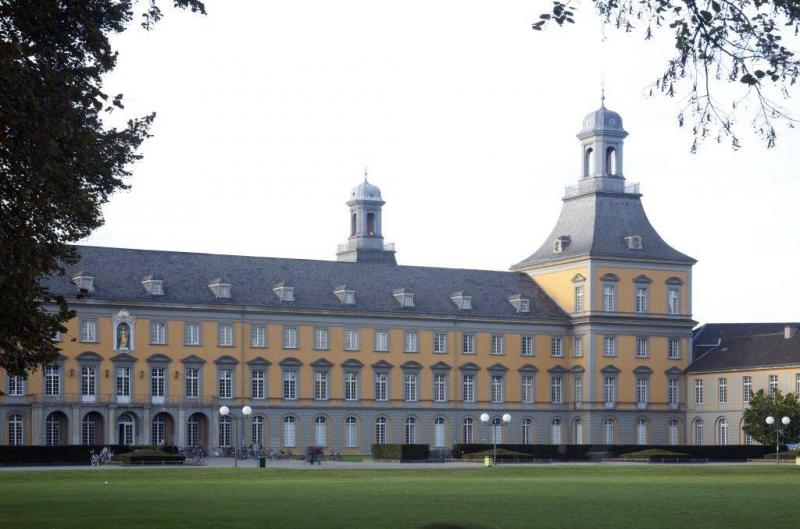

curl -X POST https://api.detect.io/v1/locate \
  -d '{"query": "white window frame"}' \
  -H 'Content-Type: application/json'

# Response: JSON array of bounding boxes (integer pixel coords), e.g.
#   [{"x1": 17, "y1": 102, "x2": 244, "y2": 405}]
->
[
  {"x1": 718, "y1": 377, "x2": 728, "y2": 404},
  {"x1": 604, "y1": 376, "x2": 616, "y2": 407},
  {"x1": 550, "y1": 337, "x2": 563, "y2": 357},
  {"x1": 743, "y1": 375, "x2": 752, "y2": 403},
  {"x1": 574, "y1": 376, "x2": 583, "y2": 407},
  {"x1": 345, "y1": 417, "x2": 358, "y2": 448},
  {"x1": 283, "y1": 370, "x2": 298, "y2": 400},
  {"x1": 185, "y1": 368, "x2": 199, "y2": 398},
  {"x1": 314, "y1": 328, "x2": 329, "y2": 350},
  {"x1": 404, "y1": 373, "x2": 418, "y2": 402},
  {"x1": 694, "y1": 379, "x2": 704, "y2": 405},
  {"x1": 314, "y1": 371, "x2": 329, "y2": 401},
  {"x1": 635, "y1": 286, "x2": 648, "y2": 313},
  {"x1": 251, "y1": 369, "x2": 265, "y2": 399},
  {"x1": 404, "y1": 331, "x2": 419, "y2": 353},
  {"x1": 433, "y1": 333, "x2": 448, "y2": 354},
  {"x1": 491, "y1": 375, "x2": 504, "y2": 403},
  {"x1": 283, "y1": 326, "x2": 298, "y2": 349},
  {"x1": 151, "y1": 367, "x2": 166, "y2": 397},
  {"x1": 217, "y1": 323, "x2": 234, "y2": 347},
  {"x1": 184, "y1": 322, "x2": 201, "y2": 346},
  {"x1": 603, "y1": 285, "x2": 616, "y2": 312},
  {"x1": 573, "y1": 336, "x2": 583, "y2": 357},
  {"x1": 636, "y1": 378, "x2": 648, "y2": 406},
  {"x1": 491, "y1": 335, "x2": 505, "y2": 355},
  {"x1": 635, "y1": 337, "x2": 648, "y2": 358},
  {"x1": 80, "y1": 319, "x2": 97, "y2": 343},
  {"x1": 462, "y1": 334, "x2": 476, "y2": 354},
  {"x1": 44, "y1": 365, "x2": 60, "y2": 396},
  {"x1": 550, "y1": 376, "x2": 563, "y2": 404},
  {"x1": 150, "y1": 321, "x2": 167, "y2": 345},
  {"x1": 218, "y1": 369, "x2": 233, "y2": 399},
  {"x1": 668, "y1": 378, "x2": 679, "y2": 406},
  {"x1": 374, "y1": 373, "x2": 388, "y2": 401},
  {"x1": 374, "y1": 330, "x2": 389, "y2": 352},
  {"x1": 667, "y1": 287, "x2": 681, "y2": 315},
  {"x1": 251, "y1": 324, "x2": 267, "y2": 348},
  {"x1": 433, "y1": 374, "x2": 447, "y2": 402},
  {"x1": 521, "y1": 336, "x2": 534, "y2": 357},
  {"x1": 344, "y1": 328, "x2": 360, "y2": 351},
  {"x1": 574, "y1": 285, "x2": 584, "y2": 312},
  {"x1": 462, "y1": 374, "x2": 475, "y2": 403},
  {"x1": 8, "y1": 375, "x2": 24, "y2": 397},
  {"x1": 81, "y1": 366, "x2": 96, "y2": 397},
  {"x1": 521, "y1": 375, "x2": 534, "y2": 404},
  {"x1": 668, "y1": 338, "x2": 681, "y2": 359},
  {"x1": 603, "y1": 336, "x2": 617, "y2": 357},
  {"x1": 345, "y1": 371, "x2": 359, "y2": 401}
]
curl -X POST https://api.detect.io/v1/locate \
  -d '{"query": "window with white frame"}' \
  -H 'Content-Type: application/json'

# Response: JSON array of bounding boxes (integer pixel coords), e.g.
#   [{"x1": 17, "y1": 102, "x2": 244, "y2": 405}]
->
[
  {"x1": 218, "y1": 323, "x2": 234, "y2": 347},
  {"x1": 8, "y1": 375, "x2": 24, "y2": 397},
  {"x1": 694, "y1": 419, "x2": 704, "y2": 445},
  {"x1": 603, "y1": 336, "x2": 616, "y2": 356},
  {"x1": 404, "y1": 417, "x2": 417, "y2": 444},
  {"x1": 551, "y1": 419, "x2": 562, "y2": 445},
  {"x1": 573, "y1": 336, "x2": 583, "y2": 357},
  {"x1": 522, "y1": 418, "x2": 533, "y2": 444},
  {"x1": 374, "y1": 373, "x2": 388, "y2": 401},
  {"x1": 81, "y1": 366, "x2": 96, "y2": 397},
  {"x1": 433, "y1": 333, "x2": 448, "y2": 353},
  {"x1": 718, "y1": 377, "x2": 728, "y2": 404},
  {"x1": 668, "y1": 338, "x2": 681, "y2": 359},
  {"x1": 574, "y1": 376, "x2": 583, "y2": 406},
  {"x1": 521, "y1": 336, "x2": 534, "y2": 356},
  {"x1": 636, "y1": 337, "x2": 648, "y2": 358},
  {"x1": 404, "y1": 331, "x2": 419, "y2": 353},
  {"x1": 462, "y1": 417, "x2": 474, "y2": 443},
  {"x1": 9, "y1": 414, "x2": 23, "y2": 446},
  {"x1": 667, "y1": 287, "x2": 681, "y2": 314},
  {"x1": 694, "y1": 379, "x2": 704, "y2": 405},
  {"x1": 669, "y1": 419, "x2": 679, "y2": 446},
  {"x1": 282, "y1": 326, "x2": 298, "y2": 349},
  {"x1": 314, "y1": 371, "x2": 328, "y2": 400},
  {"x1": 251, "y1": 325, "x2": 267, "y2": 348},
  {"x1": 251, "y1": 369, "x2": 265, "y2": 399},
  {"x1": 550, "y1": 376, "x2": 563, "y2": 404},
  {"x1": 345, "y1": 372, "x2": 359, "y2": 401},
  {"x1": 252, "y1": 416, "x2": 264, "y2": 447},
  {"x1": 434, "y1": 417, "x2": 446, "y2": 448},
  {"x1": 433, "y1": 374, "x2": 447, "y2": 402},
  {"x1": 574, "y1": 285, "x2": 584, "y2": 312},
  {"x1": 45, "y1": 413, "x2": 61, "y2": 446},
  {"x1": 603, "y1": 285, "x2": 616, "y2": 312},
  {"x1": 575, "y1": 418, "x2": 583, "y2": 445},
  {"x1": 462, "y1": 374, "x2": 475, "y2": 403},
  {"x1": 718, "y1": 418, "x2": 728, "y2": 445},
  {"x1": 374, "y1": 330, "x2": 389, "y2": 352},
  {"x1": 521, "y1": 375, "x2": 534, "y2": 404},
  {"x1": 668, "y1": 379, "x2": 679, "y2": 406},
  {"x1": 184, "y1": 322, "x2": 201, "y2": 346},
  {"x1": 491, "y1": 335, "x2": 504, "y2": 355},
  {"x1": 491, "y1": 375, "x2": 504, "y2": 403},
  {"x1": 150, "y1": 321, "x2": 167, "y2": 345},
  {"x1": 375, "y1": 417, "x2": 387, "y2": 444},
  {"x1": 44, "y1": 365, "x2": 60, "y2": 396},
  {"x1": 345, "y1": 417, "x2": 358, "y2": 448},
  {"x1": 604, "y1": 376, "x2": 616, "y2": 406},
  {"x1": 743, "y1": 375, "x2": 752, "y2": 403},
  {"x1": 80, "y1": 319, "x2": 97, "y2": 342},
  {"x1": 344, "y1": 328, "x2": 360, "y2": 351},
  {"x1": 218, "y1": 369, "x2": 232, "y2": 399},
  {"x1": 185, "y1": 368, "x2": 199, "y2": 398},
  {"x1": 551, "y1": 337, "x2": 563, "y2": 357},
  {"x1": 151, "y1": 367, "x2": 165, "y2": 397},
  {"x1": 636, "y1": 378, "x2": 648, "y2": 405},
  {"x1": 637, "y1": 419, "x2": 648, "y2": 445},
  {"x1": 462, "y1": 334, "x2": 475, "y2": 354},
  {"x1": 283, "y1": 416, "x2": 296, "y2": 447},
  {"x1": 218, "y1": 416, "x2": 231, "y2": 447},
  {"x1": 314, "y1": 328, "x2": 329, "y2": 350},
  {"x1": 744, "y1": 432, "x2": 754, "y2": 446},
  {"x1": 283, "y1": 370, "x2": 297, "y2": 400},
  {"x1": 315, "y1": 416, "x2": 328, "y2": 447},
  {"x1": 604, "y1": 418, "x2": 614, "y2": 444},
  {"x1": 116, "y1": 367, "x2": 132, "y2": 398},
  {"x1": 404, "y1": 373, "x2": 418, "y2": 401},
  {"x1": 769, "y1": 374, "x2": 778, "y2": 397},
  {"x1": 635, "y1": 286, "x2": 648, "y2": 313}
]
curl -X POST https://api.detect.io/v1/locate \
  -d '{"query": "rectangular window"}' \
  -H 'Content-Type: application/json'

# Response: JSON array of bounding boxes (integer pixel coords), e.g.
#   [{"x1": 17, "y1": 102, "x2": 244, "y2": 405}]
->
[
  {"x1": 769, "y1": 374, "x2": 778, "y2": 397},
  {"x1": 574, "y1": 376, "x2": 583, "y2": 406},
  {"x1": 668, "y1": 379, "x2": 679, "y2": 405},
  {"x1": 743, "y1": 376, "x2": 752, "y2": 403},
  {"x1": 604, "y1": 377, "x2": 616, "y2": 406},
  {"x1": 81, "y1": 366, "x2": 96, "y2": 397},
  {"x1": 718, "y1": 377, "x2": 728, "y2": 404},
  {"x1": 521, "y1": 336, "x2": 534, "y2": 357},
  {"x1": 282, "y1": 326, "x2": 298, "y2": 349},
  {"x1": 344, "y1": 328, "x2": 360, "y2": 351},
  {"x1": 116, "y1": 367, "x2": 131, "y2": 397},
  {"x1": 80, "y1": 319, "x2": 97, "y2": 343},
  {"x1": 603, "y1": 285, "x2": 616, "y2": 312},
  {"x1": 551, "y1": 376, "x2": 563, "y2": 404},
  {"x1": 150, "y1": 321, "x2": 167, "y2": 345},
  {"x1": 521, "y1": 375, "x2": 534, "y2": 404},
  {"x1": 668, "y1": 288, "x2": 681, "y2": 314},
  {"x1": 574, "y1": 285, "x2": 584, "y2": 312},
  {"x1": 491, "y1": 335, "x2": 505, "y2": 355},
  {"x1": 404, "y1": 331, "x2": 418, "y2": 353},
  {"x1": 694, "y1": 379, "x2": 704, "y2": 405},
  {"x1": 551, "y1": 337, "x2": 563, "y2": 357},
  {"x1": 283, "y1": 370, "x2": 297, "y2": 400},
  {"x1": 404, "y1": 373, "x2": 418, "y2": 402},
  {"x1": 668, "y1": 338, "x2": 681, "y2": 359},
  {"x1": 462, "y1": 374, "x2": 475, "y2": 403},
  {"x1": 573, "y1": 336, "x2": 583, "y2": 357},
  {"x1": 8, "y1": 375, "x2": 24, "y2": 397},
  {"x1": 185, "y1": 368, "x2": 199, "y2": 398},
  {"x1": 796, "y1": 373, "x2": 800, "y2": 397},
  {"x1": 218, "y1": 369, "x2": 232, "y2": 399},
  {"x1": 184, "y1": 322, "x2": 201, "y2": 346},
  {"x1": 314, "y1": 371, "x2": 329, "y2": 400},
  {"x1": 433, "y1": 333, "x2": 448, "y2": 354},
  {"x1": 636, "y1": 337, "x2": 649, "y2": 358},
  {"x1": 491, "y1": 375, "x2": 504, "y2": 403},
  {"x1": 374, "y1": 330, "x2": 389, "y2": 352},
  {"x1": 433, "y1": 374, "x2": 447, "y2": 402},
  {"x1": 636, "y1": 378, "x2": 648, "y2": 405},
  {"x1": 603, "y1": 336, "x2": 616, "y2": 356},
  {"x1": 345, "y1": 372, "x2": 359, "y2": 401},
  {"x1": 314, "y1": 328, "x2": 329, "y2": 350},
  {"x1": 251, "y1": 324, "x2": 267, "y2": 348},
  {"x1": 44, "y1": 366, "x2": 60, "y2": 396},
  {"x1": 218, "y1": 323, "x2": 234, "y2": 347},
  {"x1": 462, "y1": 334, "x2": 475, "y2": 354},
  {"x1": 251, "y1": 369, "x2": 265, "y2": 399},
  {"x1": 374, "y1": 373, "x2": 388, "y2": 401},
  {"x1": 635, "y1": 287, "x2": 648, "y2": 313},
  {"x1": 151, "y1": 367, "x2": 165, "y2": 397}
]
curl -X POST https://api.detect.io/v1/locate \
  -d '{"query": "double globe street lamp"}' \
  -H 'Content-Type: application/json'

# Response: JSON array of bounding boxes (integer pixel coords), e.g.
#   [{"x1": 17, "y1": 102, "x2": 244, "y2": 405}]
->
[
  {"x1": 765, "y1": 415, "x2": 791, "y2": 465},
  {"x1": 219, "y1": 405, "x2": 253, "y2": 468},
  {"x1": 480, "y1": 412, "x2": 510, "y2": 466}
]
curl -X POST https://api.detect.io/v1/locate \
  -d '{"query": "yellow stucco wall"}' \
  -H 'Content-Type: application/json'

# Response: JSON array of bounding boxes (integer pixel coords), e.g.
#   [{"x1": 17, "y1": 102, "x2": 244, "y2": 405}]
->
[{"x1": 594, "y1": 267, "x2": 688, "y2": 315}]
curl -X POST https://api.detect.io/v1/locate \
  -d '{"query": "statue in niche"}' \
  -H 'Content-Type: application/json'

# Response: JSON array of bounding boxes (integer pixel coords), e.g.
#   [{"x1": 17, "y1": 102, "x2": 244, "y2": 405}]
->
[{"x1": 118, "y1": 323, "x2": 130, "y2": 350}]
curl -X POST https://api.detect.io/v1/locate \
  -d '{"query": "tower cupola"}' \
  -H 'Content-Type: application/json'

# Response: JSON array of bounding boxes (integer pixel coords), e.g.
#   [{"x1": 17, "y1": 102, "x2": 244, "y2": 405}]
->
[
  {"x1": 336, "y1": 173, "x2": 397, "y2": 264},
  {"x1": 577, "y1": 98, "x2": 628, "y2": 179}
]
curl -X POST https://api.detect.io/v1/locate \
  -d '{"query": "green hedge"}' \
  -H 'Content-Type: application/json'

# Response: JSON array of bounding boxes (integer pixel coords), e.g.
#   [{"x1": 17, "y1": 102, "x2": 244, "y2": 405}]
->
[
  {"x1": 113, "y1": 449, "x2": 185, "y2": 465},
  {"x1": 371, "y1": 444, "x2": 430, "y2": 461},
  {"x1": 0, "y1": 445, "x2": 177, "y2": 466},
  {"x1": 452, "y1": 444, "x2": 777, "y2": 461}
]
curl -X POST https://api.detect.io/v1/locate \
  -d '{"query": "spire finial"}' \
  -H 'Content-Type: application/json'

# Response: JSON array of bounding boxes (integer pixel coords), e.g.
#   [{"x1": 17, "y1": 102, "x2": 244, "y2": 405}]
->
[
  {"x1": 364, "y1": 165, "x2": 368, "y2": 183},
  {"x1": 601, "y1": 76, "x2": 606, "y2": 108}
]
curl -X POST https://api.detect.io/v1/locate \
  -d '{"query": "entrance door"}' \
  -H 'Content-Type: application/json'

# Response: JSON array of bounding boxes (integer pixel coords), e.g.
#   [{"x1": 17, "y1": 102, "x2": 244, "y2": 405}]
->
[{"x1": 118, "y1": 413, "x2": 135, "y2": 445}]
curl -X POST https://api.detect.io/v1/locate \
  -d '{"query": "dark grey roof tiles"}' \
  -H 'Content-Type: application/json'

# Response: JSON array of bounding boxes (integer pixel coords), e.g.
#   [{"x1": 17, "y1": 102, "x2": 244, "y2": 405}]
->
[
  {"x1": 688, "y1": 323, "x2": 800, "y2": 372},
  {"x1": 44, "y1": 246, "x2": 569, "y2": 323}
]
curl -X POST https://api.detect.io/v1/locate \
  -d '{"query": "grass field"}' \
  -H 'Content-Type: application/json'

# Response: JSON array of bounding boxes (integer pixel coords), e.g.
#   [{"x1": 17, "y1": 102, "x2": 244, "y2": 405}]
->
[{"x1": 1, "y1": 465, "x2": 798, "y2": 529}]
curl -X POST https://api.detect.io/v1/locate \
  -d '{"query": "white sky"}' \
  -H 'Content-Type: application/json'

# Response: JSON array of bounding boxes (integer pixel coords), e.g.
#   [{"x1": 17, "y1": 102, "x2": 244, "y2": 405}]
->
[{"x1": 88, "y1": 0, "x2": 800, "y2": 325}]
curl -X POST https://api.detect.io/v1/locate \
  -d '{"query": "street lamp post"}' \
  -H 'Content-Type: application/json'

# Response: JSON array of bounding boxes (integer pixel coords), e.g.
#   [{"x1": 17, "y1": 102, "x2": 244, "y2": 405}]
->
[
  {"x1": 480, "y1": 413, "x2": 511, "y2": 466},
  {"x1": 219, "y1": 405, "x2": 253, "y2": 468},
  {"x1": 765, "y1": 415, "x2": 791, "y2": 465}
]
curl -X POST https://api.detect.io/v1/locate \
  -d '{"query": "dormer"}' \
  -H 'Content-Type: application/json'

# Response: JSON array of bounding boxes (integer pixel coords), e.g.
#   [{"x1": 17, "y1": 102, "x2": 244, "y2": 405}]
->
[
  {"x1": 508, "y1": 294, "x2": 530, "y2": 313},
  {"x1": 553, "y1": 236, "x2": 570, "y2": 253},
  {"x1": 393, "y1": 288, "x2": 415, "y2": 308},
  {"x1": 334, "y1": 285, "x2": 356, "y2": 305},
  {"x1": 209, "y1": 278, "x2": 231, "y2": 299},
  {"x1": 625, "y1": 234, "x2": 643, "y2": 250},
  {"x1": 141, "y1": 275, "x2": 164, "y2": 296},
  {"x1": 273, "y1": 281, "x2": 295, "y2": 302},
  {"x1": 72, "y1": 272, "x2": 95, "y2": 293},
  {"x1": 450, "y1": 291, "x2": 472, "y2": 310}
]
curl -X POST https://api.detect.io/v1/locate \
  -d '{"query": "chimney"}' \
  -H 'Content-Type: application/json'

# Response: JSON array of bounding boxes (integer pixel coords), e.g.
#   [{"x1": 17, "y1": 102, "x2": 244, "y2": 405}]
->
[{"x1": 786, "y1": 325, "x2": 798, "y2": 340}]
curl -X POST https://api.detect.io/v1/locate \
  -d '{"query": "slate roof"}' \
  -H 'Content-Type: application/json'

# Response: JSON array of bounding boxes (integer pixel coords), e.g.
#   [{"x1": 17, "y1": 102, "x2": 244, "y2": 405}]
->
[
  {"x1": 512, "y1": 192, "x2": 695, "y2": 269},
  {"x1": 688, "y1": 323, "x2": 800, "y2": 372},
  {"x1": 43, "y1": 246, "x2": 569, "y2": 323}
]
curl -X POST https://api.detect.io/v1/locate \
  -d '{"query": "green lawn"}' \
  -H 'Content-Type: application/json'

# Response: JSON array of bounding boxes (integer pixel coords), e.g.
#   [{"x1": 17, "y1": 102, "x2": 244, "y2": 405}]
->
[{"x1": 1, "y1": 465, "x2": 798, "y2": 528}]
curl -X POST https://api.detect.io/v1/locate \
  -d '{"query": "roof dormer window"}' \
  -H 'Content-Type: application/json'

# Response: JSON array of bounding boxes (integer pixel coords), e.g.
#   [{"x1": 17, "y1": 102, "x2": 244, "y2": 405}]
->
[
  {"x1": 451, "y1": 292, "x2": 472, "y2": 310},
  {"x1": 509, "y1": 294, "x2": 530, "y2": 313},
  {"x1": 553, "y1": 236, "x2": 570, "y2": 253},
  {"x1": 393, "y1": 288, "x2": 415, "y2": 308},
  {"x1": 273, "y1": 282, "x2": 295, "y2": 302},
  {"x1": 209, "y1": 279, "x2": 231, "y2": 299},
  {"x1": 142, "y1": 276, "x2": 164, "y2": 296},
  {"x1": 73, "y1": 273, "x2": 95, "y2": 292},
  {"x1": 334, "y1": 285, "x2": 356, "y2": 305},
  {"x1": 625, "y1": 235, "x2": 643, "y2": 250}
]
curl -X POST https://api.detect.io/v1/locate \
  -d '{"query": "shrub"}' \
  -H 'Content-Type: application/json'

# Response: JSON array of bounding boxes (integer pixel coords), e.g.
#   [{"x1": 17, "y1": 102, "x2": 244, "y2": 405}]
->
[
  {"x1": 0, "y1": 445, "x2": 180, "y2": 466},
  {"x1": 113, "y1": 448, "x2": 184, "y2": 465},
  {"x1": 451, "y1": 444, "x2": 776, "y2": 461},
  {"x1": 371, "y1": 444, "x2": 430, "y2": 461}
]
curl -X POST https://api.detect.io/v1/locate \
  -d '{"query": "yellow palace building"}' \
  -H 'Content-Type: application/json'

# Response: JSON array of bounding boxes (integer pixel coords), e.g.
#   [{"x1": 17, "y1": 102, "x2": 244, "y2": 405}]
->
[{"x1": 1, "y1": 103, "x2": 709, "y2": 451}]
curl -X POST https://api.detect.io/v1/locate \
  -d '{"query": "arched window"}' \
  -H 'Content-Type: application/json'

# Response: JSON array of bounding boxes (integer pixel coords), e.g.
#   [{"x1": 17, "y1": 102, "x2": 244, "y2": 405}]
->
[
  {"x1": 152, "y1": 414, "x2": 166, "y2": 445},
  {"x1": 187, "y1": 414, "x2": 202, "y2": 447},
  {"x1": 118, "y1": 412, "x2": 135, "y2": 446},
  {"x1": 491, "y1": 417, "x2": 502, "y2": 444},
  {"x1": 283, "y1": 416, "x2": 297, "y2": 448},
  {"x1": 575, "y1": 418, "x2": 583, "y2": 445},
  {"x1": 45, "y1": 412, "x2": 63, "y2": 446},
  {"x1": 669, "y1": 420, "x2": 679, "y2": 446},
  {"x1": 315, "y1": 416, "x2": 327, "y2": 447},
  {"x1": 521, "y1": 418, "x2": 533, "y2": 445},
  {"x1": 606, "y1": 146, "x2": 617, "y2": 175},
  {"x1": 375, "y1": 417, "x2": 387, "y2": 444},
  {"x1": 694, "y1": 419, "x2": 704, "y2": 446},
  {"x1": 9, "y1": 414, "x2": 23, "y2": 446},
  {"x1": 604, "y1": 418, "x2": 614, "y2": 445},
  {"x1": 350, "y1": 213, "x2": 357, "y2": 236},
  {"x1": 219, "y1": 415, "x2": 231, "y2": 447},
  {"x1": 637, "y1": 418, "x2": 648, "y2": 445},
  {"x1": 252, "y1": 416, "x2": 264, "y2": 448},
  {"x1": 433, "y1": 417, "x2": 446, "y2": 448},
  {"x1": 584, "y1": 147, "x2": 594, "y2": 177},
  {"x1": 551, "y1": 418, "x2": 562, "y2": 445},
  {"x1": 404, "y1": 417, "x2": 417, "y2": 444},
  {"x1": 345, "y1": 416, "x2": 358, "y2": 448},
  {"x1": 366, "y1": 212, "x2": 376, "y2": 236},
  {"x1": 82, "y1": 414, "x2": 97, "y2": 446},
  {"x1": 462, "y1": 418, "x2": 474, "y2": 444},
  {"x1": 718, "y1": 418, "x2": 728, "y2": 446}
]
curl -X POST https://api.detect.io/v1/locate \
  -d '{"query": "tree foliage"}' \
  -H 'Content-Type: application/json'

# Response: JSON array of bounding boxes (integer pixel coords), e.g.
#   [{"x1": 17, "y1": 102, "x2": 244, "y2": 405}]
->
[
  {"x1": 534, "y1": 0, "x2": 800, "y2": 151},
  {"x1": 0, "y1": 1, "x2": 205, "y2": 377},
  {"x1": 742, "y1": 389, "x2": 800, "y2": 446}
]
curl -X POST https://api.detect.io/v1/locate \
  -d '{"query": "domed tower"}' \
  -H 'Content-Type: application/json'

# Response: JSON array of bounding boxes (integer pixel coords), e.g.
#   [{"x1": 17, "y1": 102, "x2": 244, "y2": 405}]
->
[{"x1": 336, "y1": 176, "x2": 397, "y2": 264}]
